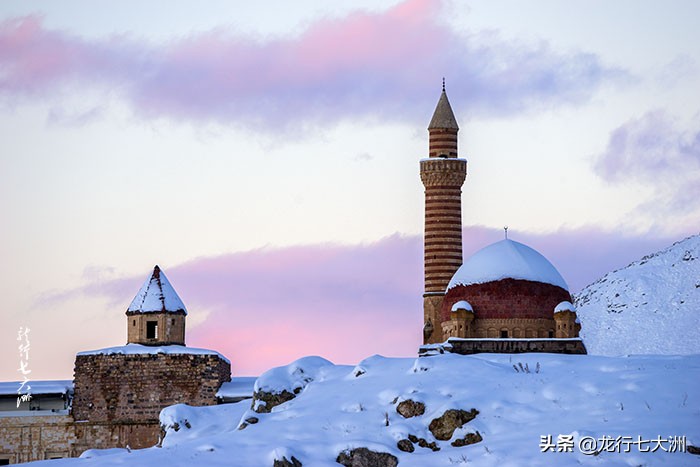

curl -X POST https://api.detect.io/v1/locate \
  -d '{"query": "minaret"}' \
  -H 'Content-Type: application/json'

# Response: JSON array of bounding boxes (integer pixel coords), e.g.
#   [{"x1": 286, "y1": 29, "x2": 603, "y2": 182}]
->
[{"x1": 421, "y1": 82, "x2": 467, "y2": 344}]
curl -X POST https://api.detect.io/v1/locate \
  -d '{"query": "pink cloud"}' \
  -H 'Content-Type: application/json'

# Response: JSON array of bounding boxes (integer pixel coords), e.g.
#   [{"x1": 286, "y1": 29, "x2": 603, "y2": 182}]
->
[
  {"x1": 594, "y1": 110, "x2": 700, "y2": 219},
  {"x1": 39, "y1": 227, "x2": 686, "y2": 375},
  {"x1": 0, "y1": 1, "x2": 625, "y2": 128}
]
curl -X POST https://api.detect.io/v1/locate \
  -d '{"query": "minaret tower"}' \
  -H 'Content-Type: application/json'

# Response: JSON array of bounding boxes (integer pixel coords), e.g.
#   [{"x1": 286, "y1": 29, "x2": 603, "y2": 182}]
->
[{"x1": 421, "y1": 81, "x2": 467, "y2": 344}]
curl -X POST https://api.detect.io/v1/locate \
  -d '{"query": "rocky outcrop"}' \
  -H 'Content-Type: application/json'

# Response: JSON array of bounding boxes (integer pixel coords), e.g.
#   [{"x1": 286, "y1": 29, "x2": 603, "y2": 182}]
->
[
  {"x1": 451, "y1": 431, "x2": 482, "y2": 447},
  {"x1": 336, "y1": 448, "x2": 398, "y2": 467},
  {"x1": 253, "y1": 389, "x2": 299, "y2": 414},
  {"x1": 274, "y1": 455, "x2": 302, "y2": 467},
  {"x1": 396, "y1": 399, "x2": 425, "y2": 418},
  {"x1": 428, "y1": 409, "x2": 479, "y2": 441}
]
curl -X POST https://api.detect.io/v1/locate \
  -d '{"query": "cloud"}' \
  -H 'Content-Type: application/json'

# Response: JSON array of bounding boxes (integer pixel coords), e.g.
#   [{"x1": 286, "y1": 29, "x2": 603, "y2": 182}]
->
[
  {"x1": 39, "y1": 226, "x2": 684, "y2": 375},
  {"x1": 0, "y1": 1, "x2": 625, "y2": 129},
  {"x1": 594, "y1": 110, "x2": 700, "y2": 221}
]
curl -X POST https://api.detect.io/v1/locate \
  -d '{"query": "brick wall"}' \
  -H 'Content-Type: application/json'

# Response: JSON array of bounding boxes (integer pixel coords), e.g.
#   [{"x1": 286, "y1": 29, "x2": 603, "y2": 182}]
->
[
  {"x1": 72, "y1": 353, "x2": 230, "y2": 425},
  {"x1": 442, "y1": 278, "x2": 571, "y2": 323}
]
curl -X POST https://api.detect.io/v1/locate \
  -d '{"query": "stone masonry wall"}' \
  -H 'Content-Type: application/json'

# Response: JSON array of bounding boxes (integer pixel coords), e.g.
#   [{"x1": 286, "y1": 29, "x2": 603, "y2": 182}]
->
[
  {"x1": 420, "y1": 338, "x2": 587, "y2": 356},
  {"x1": 73, "y1": 353, "x2": 230, "y2": 425},
  {"x1": 0, "y1": 414, "x2": 75, "y2": 463}
]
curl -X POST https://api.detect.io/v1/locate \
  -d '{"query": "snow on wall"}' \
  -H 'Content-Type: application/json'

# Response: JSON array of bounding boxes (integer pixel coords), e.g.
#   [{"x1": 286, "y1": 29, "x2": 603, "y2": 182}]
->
[
  {"x1": 77, "y1": 344, "x2": 230, "y2": 364},
  {"x1": 447, "y1": 239, "x2": 569, "y2": 291}
]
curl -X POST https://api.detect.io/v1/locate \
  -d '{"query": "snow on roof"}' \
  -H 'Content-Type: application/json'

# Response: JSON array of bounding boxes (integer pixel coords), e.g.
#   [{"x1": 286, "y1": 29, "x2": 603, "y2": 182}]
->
[
  {"x1": 127, "y1": 265, "x2": 187, "y2": 315},
  {"x1": 447, "y1": 239, "x2": 569, "y2": 291},
  {"x1": 77, "y1": 344, "x2": 230, "y2": 364},
  {"x1": 451, "y1": 300, "x2": 473, "y2": 312},
  {"x1": 0, "y1": 380, "x2": 72, "y2": 396},
  {"x1": 554, "y1": 301, "x2": 576, "y2": 313}
]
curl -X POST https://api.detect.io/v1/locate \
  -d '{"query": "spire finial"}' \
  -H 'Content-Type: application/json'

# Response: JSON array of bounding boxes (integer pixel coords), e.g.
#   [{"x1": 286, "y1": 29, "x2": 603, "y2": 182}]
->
[
  {"x1": 442, "y1": 77, "x2": 446, "y2": 92},
  {"x1": 504, "y1": 226, "x2": 509, "y2": 239}
]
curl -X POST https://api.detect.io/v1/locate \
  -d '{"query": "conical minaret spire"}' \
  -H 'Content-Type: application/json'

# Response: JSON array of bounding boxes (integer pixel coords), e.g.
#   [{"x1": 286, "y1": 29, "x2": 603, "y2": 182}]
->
[
  {"x1": 427, "y1": 81, "x2": 459, "y2": 157},
  {"x1": 420, "y1": 81, "x2": 467, "y2": 344}
]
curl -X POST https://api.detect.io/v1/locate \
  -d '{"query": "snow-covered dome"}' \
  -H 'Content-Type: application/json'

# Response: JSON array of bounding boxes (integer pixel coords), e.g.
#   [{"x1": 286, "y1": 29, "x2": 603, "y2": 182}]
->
[
  {"x1": 554, "y1": 301, "x2": 576, "y2": 313},
  {"x1": 447, "y1": 239, "x2": 568, "y2": 291},
  {"x1": 451, "y1": 300, "x2": 473, "y2": 312}
]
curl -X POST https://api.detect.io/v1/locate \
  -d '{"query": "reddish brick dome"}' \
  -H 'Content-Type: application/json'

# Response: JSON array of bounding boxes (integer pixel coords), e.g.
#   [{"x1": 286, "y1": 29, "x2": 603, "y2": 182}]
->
[{"x1": 441, "y1": 240, "x2": 571, "y2": 322}]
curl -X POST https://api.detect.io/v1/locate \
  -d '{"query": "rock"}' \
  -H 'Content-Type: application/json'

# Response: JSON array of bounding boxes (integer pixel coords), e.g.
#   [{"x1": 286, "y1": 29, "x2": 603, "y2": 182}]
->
[
  {"x1": 253, "y1": 390, "x2": 297, "y2": 414},
  {"x1": 336, "y1": 447, "x2": 399, "y2": 467},
  {"x1": 274, "y1": 456, "x2": 303, "y2": 467},
  {"x1": 397, "y1": 439, "x2": 414, "y2": 453},
  {"x1": 417, "y1": 438, "x2": 440, "y2": 452},
  {"x1": 396, "y1": 399, "x2": 425, "y2": 418},
  {"x1": 407, "y1": 434, "x2": 419, "y2": 443},
  {"x1": 451, "y1": 431, "x2": 483, "y2": 447},
  {"x1": 428, "y1": 408, "x2": 479, "y2": 441},
  {"x1": 238, "y1": 416, "x2": 260, "y2": 430},
  {"x1": 688, "y1": 445, "x2": 700, "y2": 455}
]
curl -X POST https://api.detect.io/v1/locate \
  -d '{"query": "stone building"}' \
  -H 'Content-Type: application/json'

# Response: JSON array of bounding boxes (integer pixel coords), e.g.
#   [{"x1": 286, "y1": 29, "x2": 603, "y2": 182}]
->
[
  {"x1": 420, "y1": 86, "x2": 585, "y2": 355},
  {"x1": 0, "y1": 266, "x2": 236, "y2": 463}
]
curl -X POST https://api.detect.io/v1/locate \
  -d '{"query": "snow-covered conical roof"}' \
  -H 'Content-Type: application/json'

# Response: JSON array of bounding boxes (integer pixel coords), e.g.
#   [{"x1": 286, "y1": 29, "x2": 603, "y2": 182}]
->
[
  {"x1": 127, "y1": 265, "x2": 187, "y2": 314},
  {"x1": 447, "y1": 239, "x2": 569, "y2": 291}
]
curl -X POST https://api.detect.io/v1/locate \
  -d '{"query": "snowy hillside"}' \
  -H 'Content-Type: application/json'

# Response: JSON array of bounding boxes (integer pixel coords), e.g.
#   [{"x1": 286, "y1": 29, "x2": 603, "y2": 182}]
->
[
  {"x1": 35, "y1": 353, "x2": 700, "y2": 466},
  {"x1": 575, "y1": 234, "x2": 700, "y2": 356}
]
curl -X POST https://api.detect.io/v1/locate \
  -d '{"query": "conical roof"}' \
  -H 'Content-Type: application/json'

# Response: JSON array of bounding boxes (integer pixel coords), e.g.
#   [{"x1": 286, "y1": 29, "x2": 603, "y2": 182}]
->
[
  {"x1": 127, "y1": 265, "x2": 188, "y2": 314},
  {"x1": 428, "y1": 89, "x2": 459, "y2": 130}
]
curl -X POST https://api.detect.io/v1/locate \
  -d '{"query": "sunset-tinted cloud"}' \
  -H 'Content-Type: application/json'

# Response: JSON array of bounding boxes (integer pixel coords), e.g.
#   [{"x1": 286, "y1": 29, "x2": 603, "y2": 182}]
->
[
  {"x1": 594, "y1": 110, "x2": 700, "y2": 223},
  {"x1": 0, "y1": 0, "x2": 624, "y2": 128},
  {"x1": 41, "y1": 227, "x2": 681, "y2": 374}
]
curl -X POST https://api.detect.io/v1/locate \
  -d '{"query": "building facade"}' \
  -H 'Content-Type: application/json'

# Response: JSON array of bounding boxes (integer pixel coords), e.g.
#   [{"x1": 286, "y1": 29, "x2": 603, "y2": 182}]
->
[
  {"x1": 420, "y1": 86, "x2": 585, "y2": 354},
  {"x1": 0, "y1": 266, "x2": 232, "y2": 463}
]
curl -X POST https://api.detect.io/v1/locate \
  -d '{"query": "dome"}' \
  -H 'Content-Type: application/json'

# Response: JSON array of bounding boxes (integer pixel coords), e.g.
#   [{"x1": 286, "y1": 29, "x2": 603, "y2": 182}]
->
[{"x1": 447, "y1": 239, "x2": 568, "y2": 291}]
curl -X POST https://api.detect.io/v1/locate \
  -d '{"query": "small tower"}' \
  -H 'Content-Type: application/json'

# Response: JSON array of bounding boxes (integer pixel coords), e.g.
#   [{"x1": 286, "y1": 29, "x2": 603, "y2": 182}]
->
[
  {"x1": 126, "y1": 265, "x2": 186, "y2": 346},
  {"x1": 553, "y1": 301, "x2": 582, "y2": 338},
  {"x1": 421, "y1": 82, "x2": 467, "y2": 344}
]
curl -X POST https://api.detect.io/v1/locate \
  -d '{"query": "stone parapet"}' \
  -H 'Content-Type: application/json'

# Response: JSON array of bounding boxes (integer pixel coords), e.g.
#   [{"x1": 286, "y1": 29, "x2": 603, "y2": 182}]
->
[{"x1": 419, "y1": 338, "x2": 587, "y2": 356}]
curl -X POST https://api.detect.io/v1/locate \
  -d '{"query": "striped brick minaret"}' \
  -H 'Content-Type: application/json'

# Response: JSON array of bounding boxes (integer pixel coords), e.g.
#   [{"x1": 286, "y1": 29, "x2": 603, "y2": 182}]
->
[{"x1": 420, "y1": 84, "x2": 467, "y2": 344}]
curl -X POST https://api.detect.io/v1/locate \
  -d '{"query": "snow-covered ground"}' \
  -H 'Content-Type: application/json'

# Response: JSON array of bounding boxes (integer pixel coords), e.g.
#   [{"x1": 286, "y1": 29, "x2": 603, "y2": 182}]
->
[
  {"x1": 34, "y1": 352, "x2": 700, "y2": 466},
  {"x1": 576, "y1": 234, "x2": 700, "y2": 356}
]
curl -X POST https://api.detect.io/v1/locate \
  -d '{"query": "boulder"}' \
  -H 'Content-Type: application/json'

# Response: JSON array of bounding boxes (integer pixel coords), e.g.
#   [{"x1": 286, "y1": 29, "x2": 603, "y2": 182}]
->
[
  {"x1": 397, "y1": 439, "x2": 414, "y2": 453},
  {"x1": 428, "y1": 409, "x2": 479, "y2": 441},
  {"x1": 274, "y1": 456, "x2": 302, "y2": 467},
  {"x1": 253, "y1": 389, "x2": 298, "y2": 414},
  {"x1": 396, "y1": 399, "x2": 425, "y2": 418},
  {"x1": 451, "y1": 431, "x2": 483, "y2": 447},
  {"x1": 336, "y1": 448, "x2": 398, "y2": 467}
]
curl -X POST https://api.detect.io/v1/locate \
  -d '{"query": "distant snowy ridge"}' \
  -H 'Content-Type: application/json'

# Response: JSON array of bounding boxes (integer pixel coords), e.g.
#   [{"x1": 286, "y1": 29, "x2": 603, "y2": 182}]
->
[{"x1": 575, "y1": 234, "x2": 700, "y2": 356}]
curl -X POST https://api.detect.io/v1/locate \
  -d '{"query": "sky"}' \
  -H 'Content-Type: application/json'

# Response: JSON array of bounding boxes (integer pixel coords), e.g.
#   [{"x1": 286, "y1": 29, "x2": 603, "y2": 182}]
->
[{"x1": 1, "y1": 0, "x2": 699, "y2": 380}]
